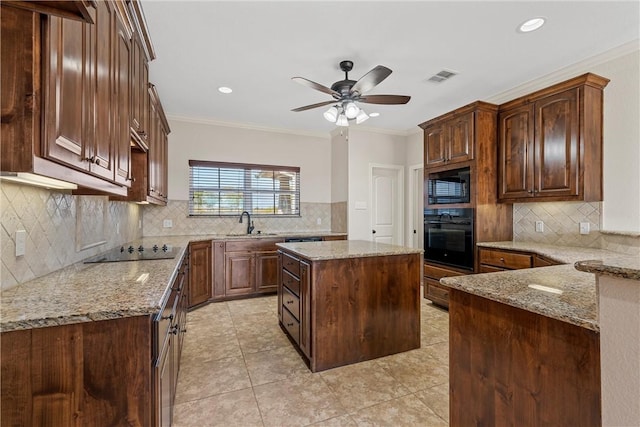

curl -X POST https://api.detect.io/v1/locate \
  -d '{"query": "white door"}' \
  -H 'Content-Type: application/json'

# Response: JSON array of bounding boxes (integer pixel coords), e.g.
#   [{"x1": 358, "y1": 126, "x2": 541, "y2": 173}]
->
[{"x1": 370, "y1": 165, "x2": 404, "y2": 245}]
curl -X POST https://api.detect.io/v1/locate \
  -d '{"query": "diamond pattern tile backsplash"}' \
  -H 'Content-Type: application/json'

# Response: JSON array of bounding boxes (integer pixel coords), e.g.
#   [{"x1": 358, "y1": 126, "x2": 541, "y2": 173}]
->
[
  {"x1": 514, "y1": 201, "x2": 602, "y2": 247},
  {"x1": 1, "y1": 182, "x2": 142, "y2": 290},
  {"x1": 142, "y1": 200, "x2": 339, "y2": 237}
]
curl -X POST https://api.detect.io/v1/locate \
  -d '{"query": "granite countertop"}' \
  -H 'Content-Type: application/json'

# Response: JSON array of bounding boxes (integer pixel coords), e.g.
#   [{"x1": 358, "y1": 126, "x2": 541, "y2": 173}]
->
[
  {"x1": 440, "y1": 241, "x2": 640, "y2": 332},
  {"x1": 276, "y1": 240, "x2": 423, "y2": 261},
  {"x1": 0, "y1": 232, "x2": 347, "y2": 333},
  {"x1": 441, "y1": 264, "x2": 598, "y2": 331}
]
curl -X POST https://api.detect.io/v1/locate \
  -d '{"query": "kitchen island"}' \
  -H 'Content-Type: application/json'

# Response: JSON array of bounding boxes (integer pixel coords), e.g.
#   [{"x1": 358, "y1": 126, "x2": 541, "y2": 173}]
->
[
  {"x1": 276, "y1": 240, "x2": 422, "y2": 372},
  {"x1": 440, "y1": 243, "x2": 640, "y2": 427}
]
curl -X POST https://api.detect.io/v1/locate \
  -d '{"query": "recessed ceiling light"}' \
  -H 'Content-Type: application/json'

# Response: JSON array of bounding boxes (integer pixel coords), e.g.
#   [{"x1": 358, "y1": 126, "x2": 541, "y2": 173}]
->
[
  {"x1": 218, "y1": 86, "x2": 233, "y2": 94},
  {"x1": 369, "y1": 112, "x2": 380, "y2": 117},
  {"x1": 518, "y1": 17, "x2": 546, "y2": 33}
]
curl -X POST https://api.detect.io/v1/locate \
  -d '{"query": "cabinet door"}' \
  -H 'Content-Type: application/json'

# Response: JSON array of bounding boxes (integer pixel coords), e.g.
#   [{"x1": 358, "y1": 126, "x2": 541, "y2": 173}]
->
[
  {"x1": 155, "y1": 338, "x2": 172, "y2": 427},
  {"x1": 87, "y1": 0, "x2": 115, "y2": 181},
  {"x1": 448, "y1": 112, "x2": 474, "y2": 164},
  {"x1": 212, "y1": 241, "x2": 226, "y2": 298},
  {"x1": 255, "y1": 250, "x2": 278, "y2": 293},
  {"x1": 424, "y1": 124, "x2": 447, "y2": 167},
  {"x1": 534, "y1": 88, "x2": 579, "y2": 198},
  {"x1": 225, "y1": 252, "x2": 254, "y2": 296},
  {"x1": 498, "y1": 104, "x2": 535, "y2": 200},
  {"x1": 113, "y1": 13, "x2": 131, "y2": 186},
  {"x1": 299, "y1": 261, "x2": 311, "y2": 359},
  {"x1": 188, "y1": 241, "x2": 212, "y2": 308},
  {"x1": 43, "y1": 15, "x2": 91, "y2": 171}
]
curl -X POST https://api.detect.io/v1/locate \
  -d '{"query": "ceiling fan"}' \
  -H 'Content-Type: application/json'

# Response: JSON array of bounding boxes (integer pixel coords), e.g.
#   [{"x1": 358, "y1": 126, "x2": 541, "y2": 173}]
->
[{"x1": 291, "y1": 60, "x2": 411, "y2": 126}]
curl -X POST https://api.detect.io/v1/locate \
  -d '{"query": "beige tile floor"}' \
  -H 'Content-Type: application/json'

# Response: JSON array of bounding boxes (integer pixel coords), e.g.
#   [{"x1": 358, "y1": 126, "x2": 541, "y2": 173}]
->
[{"x1": 173, "y1": 292, "x2": 450, "y2": 427}]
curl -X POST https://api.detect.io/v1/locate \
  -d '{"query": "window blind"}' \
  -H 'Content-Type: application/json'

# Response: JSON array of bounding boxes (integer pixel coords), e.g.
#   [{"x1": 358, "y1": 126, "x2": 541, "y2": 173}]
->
[{"x1": 188, "y1": 160, "x2": 300, "y2": 216}]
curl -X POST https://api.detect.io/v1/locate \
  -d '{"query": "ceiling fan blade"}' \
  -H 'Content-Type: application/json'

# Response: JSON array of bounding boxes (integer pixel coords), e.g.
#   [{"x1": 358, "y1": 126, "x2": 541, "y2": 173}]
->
[
  {"x1": 291, "y1": 100, "x2": 338, "y2": 112},
  {"x1": 358, "y1": 94, "x2": 411, "y2": 105},
  {"x1": 350, "y1": 65, "x2": 392, "y2": 95},
  {"x1": 292, "y1": 77, "x2": 341, "y2": 98}
]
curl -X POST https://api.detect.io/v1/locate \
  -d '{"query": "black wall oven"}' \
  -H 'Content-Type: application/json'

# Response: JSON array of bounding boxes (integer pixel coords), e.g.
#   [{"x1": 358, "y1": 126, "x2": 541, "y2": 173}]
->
[{"x1": 424, "y1": 208, "x2": 474, "y2": 271}]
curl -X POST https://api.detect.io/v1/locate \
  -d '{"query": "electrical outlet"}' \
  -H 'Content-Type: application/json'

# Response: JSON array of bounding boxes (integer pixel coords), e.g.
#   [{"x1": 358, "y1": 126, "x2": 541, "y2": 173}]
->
[
  {"x1": 316, "y1": 218, "x2": 322, "y2": 225},
  {"x1": 580, "y1": 222, "x2": 590, "y2": 235},
  {"x1": 116, "y1": 222, "x2": 120, "y2": 235},
  {"x1": 15, "y1": 230, "x2": 26, "y2": 256},
  {"x1": 535, "y1": 221, "x2": 544, "y2": 233},
  {"x1": 163, "y1": 219, "x2": 173, "y2": 228},
  {"x1": 138, "y1": 220, "x2": 142, "y2": 229}
]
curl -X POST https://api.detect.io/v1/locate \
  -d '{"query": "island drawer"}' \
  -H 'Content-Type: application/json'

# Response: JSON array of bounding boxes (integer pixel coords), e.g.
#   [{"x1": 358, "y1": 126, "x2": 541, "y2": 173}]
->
[
  {"x1": 282, "y1": 252, "x2": 300, "y2": 276},
  {"x1": 281, "y1": 306, "x2": 300, "y2": 345},
  {"x1": 479, "y1": 248, "x2": 532, "y2": 270},
  {"x1": 282, "y1": 269, "x2": 300, "y2": 295},
  {"x1": 282, "y1": 286, "x2": 300, "y2": 320}
]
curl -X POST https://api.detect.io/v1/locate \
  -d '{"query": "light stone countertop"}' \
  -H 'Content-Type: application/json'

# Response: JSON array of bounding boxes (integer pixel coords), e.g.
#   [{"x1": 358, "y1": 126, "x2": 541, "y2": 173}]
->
[
  {"x1": 276, "y1": 240, "x2": 423, "y2": 261},
  {"x1": 440, "y1": 241, "x2": 640, "y2": 332},
  {"x1": 0, "y1": 232, "x2": 346, "y2": 333}
]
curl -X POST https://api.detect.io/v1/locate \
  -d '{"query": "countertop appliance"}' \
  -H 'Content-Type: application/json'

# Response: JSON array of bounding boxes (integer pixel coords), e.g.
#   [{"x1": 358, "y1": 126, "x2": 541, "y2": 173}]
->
[
  {"x1": 424, "y1": 208, "x2": 474, "y2": 270},
  {"x1": 427, "y1": 167, "x2": 471, "y2": 205},
  {"x1": 84, "y1": 244, "x2": 181, "y2": 263}
]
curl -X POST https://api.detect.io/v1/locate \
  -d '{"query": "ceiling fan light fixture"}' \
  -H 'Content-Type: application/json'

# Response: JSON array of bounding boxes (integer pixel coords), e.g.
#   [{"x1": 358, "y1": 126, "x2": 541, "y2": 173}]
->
[
  {"x1": 336, "y1": 114, "x2": 349, "y2": 127},
  {"x1": 355, "y1": 110, "x2": 369, "y2": 124},
  {"x1": 343, "y1": 101, "x2": 360, "y2": 119},
  {"x1": 323, "y1": 105, "x2": 339, "y2": 122}
]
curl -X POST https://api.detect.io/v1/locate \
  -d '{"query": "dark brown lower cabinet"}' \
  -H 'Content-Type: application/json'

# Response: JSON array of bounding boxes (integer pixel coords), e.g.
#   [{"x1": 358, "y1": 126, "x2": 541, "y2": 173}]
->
[
  {"x1": 1, "y1": 317, "x2": 152, "y2": 426},
  {"x1": 0, "y1": 253, "x2": 189, "y2": 426},
  {"x1": 423, "y1": 263, "x2": 468, "y2": 309},
  {"x1": 188, "y1": 240, "x2": 212, "y2": 308},
  {"x1": 449, "y1": 289, "x2": 600, "y2": 426}
]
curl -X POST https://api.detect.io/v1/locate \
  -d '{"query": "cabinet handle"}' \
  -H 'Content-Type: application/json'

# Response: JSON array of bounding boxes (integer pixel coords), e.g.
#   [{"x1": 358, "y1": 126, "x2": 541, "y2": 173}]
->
[
  {"x1": 499, "y1": 257, "x2": 505, "y2": 262},
  {"x1": 161, "y1": 314, "x2": 173, "y2": 321},
  {"x1": 170, "y1": 326, "x2": 178, "y2": 335},
  {"x1": 286, "y1": 323, "x2": 294, "y2": 327},
  {"x1": 181, "y1": 328, "x2": 187, "y2": 333},
  {"x1": 527, "y1": 189, "x2": 534, "y2": 194},
  {"x1": 287, "y1": 300, "x2": 294, "y2": 304}
]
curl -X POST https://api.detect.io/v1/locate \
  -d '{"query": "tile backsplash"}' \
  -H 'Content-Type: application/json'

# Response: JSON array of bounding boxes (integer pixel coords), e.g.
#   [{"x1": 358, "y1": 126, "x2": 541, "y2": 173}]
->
[
  {"x1": 514, "y1": 201, "x2": 602, "y2": 247},
  {"x1": 1, "y1": 182, "x2": 142, "y2": 289},
  {"x1": 514, "y1": 201, "x2": 640, "y2": 255},
  {"x1": 143, "y1": 200, "x2": 344, "y2": 237}
]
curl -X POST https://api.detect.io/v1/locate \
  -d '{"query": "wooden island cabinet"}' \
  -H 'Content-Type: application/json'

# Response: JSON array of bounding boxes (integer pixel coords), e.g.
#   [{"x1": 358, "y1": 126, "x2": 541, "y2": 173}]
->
[{"x1": 277, "y1": 240, "x2": 421, "y2": 372}]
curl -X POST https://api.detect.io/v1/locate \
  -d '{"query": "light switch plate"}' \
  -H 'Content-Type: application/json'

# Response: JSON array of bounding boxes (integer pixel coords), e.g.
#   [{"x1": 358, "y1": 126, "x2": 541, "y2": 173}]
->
[
  {"x1": 163, "y1": 219, "x2": 173, "y2": 228},
  {"x1": 15, "y1": 230, "x2": 26, "y2": 256},
  {"x1": 535, "y1": 221, "x2": 544, "y2": 233}
]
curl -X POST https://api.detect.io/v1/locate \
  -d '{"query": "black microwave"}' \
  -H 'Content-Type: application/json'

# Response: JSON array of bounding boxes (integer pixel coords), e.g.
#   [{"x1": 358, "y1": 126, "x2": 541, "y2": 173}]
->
[{"x1": 427, "y1": 167, "x2": 471, "y2": 205}]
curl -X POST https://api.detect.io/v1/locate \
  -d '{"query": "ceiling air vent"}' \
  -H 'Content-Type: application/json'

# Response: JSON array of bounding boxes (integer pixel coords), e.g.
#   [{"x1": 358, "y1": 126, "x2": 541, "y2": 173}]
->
[{"x1": 426, "y1": 69, "x2": 458, "y2": 83}]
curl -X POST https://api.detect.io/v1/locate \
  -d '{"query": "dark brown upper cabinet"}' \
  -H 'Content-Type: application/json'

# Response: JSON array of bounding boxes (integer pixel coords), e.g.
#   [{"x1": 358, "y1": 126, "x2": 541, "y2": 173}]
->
[{"x1": 498, "y1": 73, "x2": 609, "y2": 203}]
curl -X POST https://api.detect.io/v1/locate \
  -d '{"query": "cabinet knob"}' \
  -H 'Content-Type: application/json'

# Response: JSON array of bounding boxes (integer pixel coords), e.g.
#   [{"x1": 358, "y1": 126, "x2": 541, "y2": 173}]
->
[
  {"x1": 372, "y1": 230, "x2": 376, "y2": 234},
  {"x1": 500, "y1": 257, "x2": 505, "y2": 262},
  {"x1": 527, "y1": 190, "x2": 534, "y2": 194}
]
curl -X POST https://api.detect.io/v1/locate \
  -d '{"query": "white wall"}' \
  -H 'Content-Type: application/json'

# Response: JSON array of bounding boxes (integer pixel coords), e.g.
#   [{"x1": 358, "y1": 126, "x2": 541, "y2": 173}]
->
[
  {"x1": 347, "y1": 129, "x2": 408, "y2": 242},
  {"x1": 405, "y1": 131, "x2": 424, "y2": 248},
  {"x1": 166, "y1": 118, "x2": 332, "y2": 203},
  {"x1": 487, "y1": 43, "x2": 640, "y2": 233},
  {"x1": 330, "y1": 129, "x2": 348, "y2": 203}
]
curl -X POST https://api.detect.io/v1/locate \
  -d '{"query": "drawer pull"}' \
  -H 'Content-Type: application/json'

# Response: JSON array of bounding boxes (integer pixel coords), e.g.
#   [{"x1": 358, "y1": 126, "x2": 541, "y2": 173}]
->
[
  {"x1": 286, "y1": 322, "x2": 294, "y2": 327},
  {"x1": 500, "y1": 257, "x2": 505, "y2": 262},
  {"x1": 161, "y1": 314, "x2": 173, "y2": 321},
  {"x1": 286, "y1": 300, "x2": 294, "y2": 304}
]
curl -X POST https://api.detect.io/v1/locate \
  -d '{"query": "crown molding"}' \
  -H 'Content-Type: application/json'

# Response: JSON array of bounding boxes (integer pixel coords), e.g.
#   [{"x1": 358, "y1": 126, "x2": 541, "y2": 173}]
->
[
  {"x1": 486, "y1": 39, "x2": 640, "y2": 105},
  {"x1": 166, "y1": 114, "x2": 330, "y2": 139}
]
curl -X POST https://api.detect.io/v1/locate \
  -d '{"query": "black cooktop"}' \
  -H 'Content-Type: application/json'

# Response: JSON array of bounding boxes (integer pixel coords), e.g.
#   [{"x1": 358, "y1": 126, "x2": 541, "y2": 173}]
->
[{"x1": 84, "y1": 244, "x2": 181, "y2": 263}]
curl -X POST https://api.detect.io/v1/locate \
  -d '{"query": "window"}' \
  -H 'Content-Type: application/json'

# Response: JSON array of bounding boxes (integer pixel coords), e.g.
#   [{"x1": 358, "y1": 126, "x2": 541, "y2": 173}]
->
[{"x1": 188, "y1": 160, "x2": 300, "y2": 216}]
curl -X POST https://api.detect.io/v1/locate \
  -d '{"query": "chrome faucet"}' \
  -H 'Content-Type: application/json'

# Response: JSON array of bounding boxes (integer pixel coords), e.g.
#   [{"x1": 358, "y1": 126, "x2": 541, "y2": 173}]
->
[{"x1": 239, "y1": 211, "x2": 254, "y2": 234}]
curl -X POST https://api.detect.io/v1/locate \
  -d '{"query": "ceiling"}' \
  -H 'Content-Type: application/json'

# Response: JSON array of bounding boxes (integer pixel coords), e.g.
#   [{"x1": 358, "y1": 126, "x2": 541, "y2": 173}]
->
[{"x1": 141, "y1": 1, "x2": 639, "y2": 135}]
